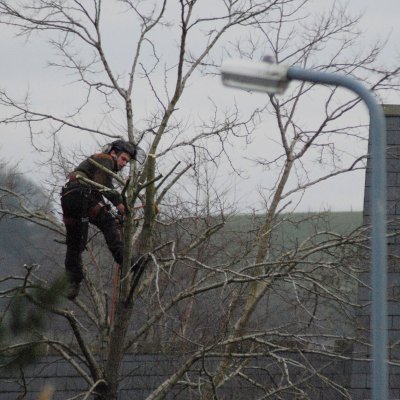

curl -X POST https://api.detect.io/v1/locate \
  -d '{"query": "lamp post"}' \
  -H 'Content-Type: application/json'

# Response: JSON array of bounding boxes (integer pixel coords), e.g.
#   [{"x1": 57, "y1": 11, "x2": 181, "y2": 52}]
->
[{"x1": 221, "y1": 58, "x2": 388, "y2": 400}]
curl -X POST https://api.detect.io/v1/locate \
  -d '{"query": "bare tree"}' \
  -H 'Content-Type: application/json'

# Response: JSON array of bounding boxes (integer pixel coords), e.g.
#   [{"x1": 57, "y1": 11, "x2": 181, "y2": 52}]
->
[{"x1": 0, "y1": 0, "x2": 399, "y2": 399}]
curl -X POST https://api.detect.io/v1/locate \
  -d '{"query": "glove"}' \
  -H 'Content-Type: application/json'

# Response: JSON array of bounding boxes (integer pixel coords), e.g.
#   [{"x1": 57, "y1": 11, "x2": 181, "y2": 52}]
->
[{"x1": 116, "y1": 203, "x2": 125, "y2": 215}]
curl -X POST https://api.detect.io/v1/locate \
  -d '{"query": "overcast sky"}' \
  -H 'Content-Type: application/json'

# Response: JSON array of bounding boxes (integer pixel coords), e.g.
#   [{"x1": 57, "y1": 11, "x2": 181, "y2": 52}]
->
[{"x1": 0, "y1": 0, "x2": 399, "y2": 213}]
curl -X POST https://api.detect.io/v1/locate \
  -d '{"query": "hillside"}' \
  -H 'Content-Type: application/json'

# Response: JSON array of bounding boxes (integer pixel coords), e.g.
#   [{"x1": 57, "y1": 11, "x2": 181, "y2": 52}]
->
[
  {"x1": 0, "y1": 166, "x2": 64, "y2": 279},
  {"x1": 226, "y1": 211, "x2": 363, "y2": 238},
  {"x1": 1, "y1": 211, "x2": 364, "y2": 275}
]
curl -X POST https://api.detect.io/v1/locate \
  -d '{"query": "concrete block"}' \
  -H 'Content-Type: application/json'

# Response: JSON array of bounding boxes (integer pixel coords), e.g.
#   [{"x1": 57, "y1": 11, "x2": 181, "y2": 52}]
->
[
  {"x1": 357, "y1": 285, "x2": 371, "y2": 302},
  {"x1": 351, "y1": 373, "x2": 368, "y2": 388},
  {"x1": 386, "y1": 117, "x2": 400, "y2": 132},
  {"x1": 387, "y1": 158, "x2": 400, "y2": 173},
  {"x1": 391, "y1": 316, "x2": 400, "y2": 330},
  {"x1": 387, "y1": 145, "x2": 400, "y2": 158},
  {"x1": 388, "y1": 300, "x2": 400, "y2": 316},
  {"x1": 388, "y1": 172, "x2": 400, "y2": 185}
]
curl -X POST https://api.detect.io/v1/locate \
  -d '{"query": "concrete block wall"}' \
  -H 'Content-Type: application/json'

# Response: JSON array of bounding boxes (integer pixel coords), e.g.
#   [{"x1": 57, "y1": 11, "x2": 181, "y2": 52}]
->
[
  {"x1": 0, "y1": 353, "x2": 354, "y2": 400},
  {"x1": 350, "y1": 104, "x2": 400, "y2": 399}
]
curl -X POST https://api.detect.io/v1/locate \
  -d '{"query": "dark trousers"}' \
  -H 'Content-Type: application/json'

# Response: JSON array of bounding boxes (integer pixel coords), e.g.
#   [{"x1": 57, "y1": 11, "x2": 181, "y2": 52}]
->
[{"x1": 61, "y1": 186, "x2": 123, "y2": 283}]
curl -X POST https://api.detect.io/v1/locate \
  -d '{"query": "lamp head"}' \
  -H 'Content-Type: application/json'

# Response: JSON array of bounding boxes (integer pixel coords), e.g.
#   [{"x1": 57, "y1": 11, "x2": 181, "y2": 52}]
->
[{"x1": 221, "y1": 58, "x2": 289, "y2": 95}]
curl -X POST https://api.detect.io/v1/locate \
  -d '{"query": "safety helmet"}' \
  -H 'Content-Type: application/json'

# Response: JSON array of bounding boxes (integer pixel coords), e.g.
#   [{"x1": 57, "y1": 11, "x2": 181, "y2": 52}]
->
[{"x1": 103, "y1": 140, "x2": 146, "y2": 164}]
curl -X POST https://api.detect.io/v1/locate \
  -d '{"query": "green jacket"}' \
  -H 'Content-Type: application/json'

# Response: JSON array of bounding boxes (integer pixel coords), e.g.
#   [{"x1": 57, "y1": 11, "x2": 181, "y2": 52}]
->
[{"x1": 69, "y1": 153, "x2": 123, "y2": 207}]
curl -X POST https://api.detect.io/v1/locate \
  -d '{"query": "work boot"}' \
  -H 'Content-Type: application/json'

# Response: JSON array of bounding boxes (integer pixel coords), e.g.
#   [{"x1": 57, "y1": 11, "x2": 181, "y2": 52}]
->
[{"x1": 66, "y1": 281, "x2": 81, "y2": 300}]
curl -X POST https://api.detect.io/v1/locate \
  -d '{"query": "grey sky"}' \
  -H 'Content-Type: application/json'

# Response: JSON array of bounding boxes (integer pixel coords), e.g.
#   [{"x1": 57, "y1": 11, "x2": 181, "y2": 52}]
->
[{"x1": 0, "y1": 0, "x2": 399, "y2": 213}]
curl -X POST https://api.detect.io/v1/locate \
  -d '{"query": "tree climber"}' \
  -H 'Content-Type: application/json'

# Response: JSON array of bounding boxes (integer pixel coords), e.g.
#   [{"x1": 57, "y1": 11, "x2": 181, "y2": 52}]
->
[{"x1": 60, "y1": 140, "x2": 145, "y2": 300}]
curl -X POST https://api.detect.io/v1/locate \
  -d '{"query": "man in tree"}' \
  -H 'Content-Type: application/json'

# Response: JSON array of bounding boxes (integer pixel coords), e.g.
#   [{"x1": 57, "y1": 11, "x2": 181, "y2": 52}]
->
[{"x1": 60, "y1": 140, "x2": 145, "y2": 300}]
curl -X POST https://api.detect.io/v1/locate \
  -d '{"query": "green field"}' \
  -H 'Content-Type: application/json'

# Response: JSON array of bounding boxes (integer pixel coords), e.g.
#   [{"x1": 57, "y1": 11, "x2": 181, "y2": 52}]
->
[{"x1": 222, "y1": 211, "x2": 364, "y2": 254}]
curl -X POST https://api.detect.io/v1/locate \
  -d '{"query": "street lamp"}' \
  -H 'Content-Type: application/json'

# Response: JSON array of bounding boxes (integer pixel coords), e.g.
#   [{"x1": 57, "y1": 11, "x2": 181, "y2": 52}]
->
[{"x1": 221, "y1": 58, "x2": 388, "y2": 400}]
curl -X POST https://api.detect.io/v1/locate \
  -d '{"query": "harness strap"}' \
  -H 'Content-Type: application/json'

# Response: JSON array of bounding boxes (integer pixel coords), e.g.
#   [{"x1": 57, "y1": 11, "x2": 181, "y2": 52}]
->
[
  {"x1": 88, "y1": 203, "x2": 105, "y2": 220},
  {"x1": 80, "y1": 190, "x2": 90, "y2": 247},
  {"x1": 63, "y1": 216, "x2": 81, "y2": 226}
]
